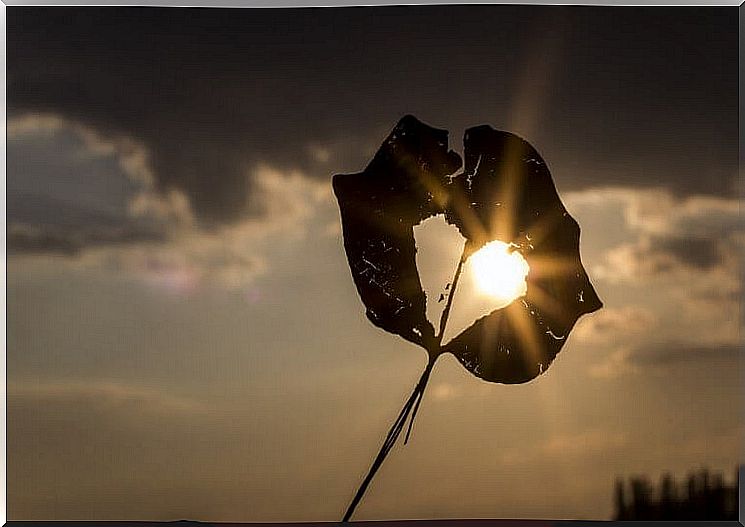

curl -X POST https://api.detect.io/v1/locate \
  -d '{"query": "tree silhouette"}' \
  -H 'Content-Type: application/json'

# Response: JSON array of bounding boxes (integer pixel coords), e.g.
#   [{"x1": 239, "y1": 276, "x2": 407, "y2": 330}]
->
[{"x1": 614, "y1": 467, "x2": 740, "y2": 520}]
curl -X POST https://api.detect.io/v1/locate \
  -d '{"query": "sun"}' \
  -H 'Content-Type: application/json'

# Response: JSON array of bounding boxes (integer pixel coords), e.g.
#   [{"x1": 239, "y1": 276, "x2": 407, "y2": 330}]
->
[{"x1": 469, "y1": 241, "x2": 530, "y2": 304}]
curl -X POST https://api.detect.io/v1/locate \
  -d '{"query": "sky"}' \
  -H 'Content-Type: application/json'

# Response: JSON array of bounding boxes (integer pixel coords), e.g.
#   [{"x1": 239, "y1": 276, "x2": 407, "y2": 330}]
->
[{"x1": 6, "y1": 5, "x2": 743, "y2": 521}]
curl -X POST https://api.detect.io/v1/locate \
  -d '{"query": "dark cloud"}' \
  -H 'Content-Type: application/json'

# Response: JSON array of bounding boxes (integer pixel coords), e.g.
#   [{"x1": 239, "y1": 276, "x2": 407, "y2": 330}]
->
[
  {"x1": 618, "y1": 235, "x2": 727, "y2": 277},
  {"x1": 7, "y1": 195, "x2": 167, "y2": 255},
  {"x1": 8, "y1": 225, "x2": 79, "y2": 255},
  {"x1": 600, "y1": 235, "x2": 731, "y2": 280},
  {"x1": 631, "y1": 343, "x2": 740, "y2": 367},
  {"x1": 653, "y1": 236, "x2": 723, "y2": 270},
  {"x1": 591, "y1": 341, "x2": 741, "y2": 379},
  {"x1": 8, "y1": 221, "x2": 166, "y2": 256},
  {"x1": 582, "y1": 188, "x2": 742, "y2": 284},
  {"x1": 7, "y1": 118, "x2": 170, "y2": 254},
  {"x1": 7, "y1": 6, "x2": 738, "y2": 225}
]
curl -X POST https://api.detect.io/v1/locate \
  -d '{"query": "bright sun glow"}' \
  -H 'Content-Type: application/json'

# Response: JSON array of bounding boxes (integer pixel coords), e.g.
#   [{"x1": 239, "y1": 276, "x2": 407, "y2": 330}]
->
[{"x1": 470, "y1": 241, "x2": 530, "y2": 303}]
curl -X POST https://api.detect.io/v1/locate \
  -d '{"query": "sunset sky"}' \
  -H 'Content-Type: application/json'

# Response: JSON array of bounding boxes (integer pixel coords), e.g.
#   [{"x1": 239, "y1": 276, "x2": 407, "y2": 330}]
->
[{"x1": 6, "y1": 5, "x2": 743, "y2": 521}]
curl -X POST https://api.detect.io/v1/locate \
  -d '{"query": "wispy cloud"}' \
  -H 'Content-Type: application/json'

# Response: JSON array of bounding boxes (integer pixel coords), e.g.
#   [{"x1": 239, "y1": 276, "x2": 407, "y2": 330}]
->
[
  {"x1": 573, "y1": 306, "x2": 657, "y2": 345},
  {"x1": 498, "y1": 428, "x2": 629, "y2": 466},
  {"x1": 8, "y1": 380, "x2": 210, "y2": 416}
]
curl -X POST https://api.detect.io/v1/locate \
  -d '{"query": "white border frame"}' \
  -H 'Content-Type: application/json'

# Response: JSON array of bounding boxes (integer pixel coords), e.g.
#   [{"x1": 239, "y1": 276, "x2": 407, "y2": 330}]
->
[{"x1": 1, "y1": 2, "x2": 741, "y2": 525}]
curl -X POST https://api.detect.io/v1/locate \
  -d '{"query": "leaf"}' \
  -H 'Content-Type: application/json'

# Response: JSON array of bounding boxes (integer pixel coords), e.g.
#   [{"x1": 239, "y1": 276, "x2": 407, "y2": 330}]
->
[
  {"x1": 332, "y1": 115, "x2": 461, "y2": 351},
  {"x1": 333, "y1": 116, "x2": 602, "y2": 383},
  {"x1": 442, "y1": 125, "x2": 602, "y2": 383}
]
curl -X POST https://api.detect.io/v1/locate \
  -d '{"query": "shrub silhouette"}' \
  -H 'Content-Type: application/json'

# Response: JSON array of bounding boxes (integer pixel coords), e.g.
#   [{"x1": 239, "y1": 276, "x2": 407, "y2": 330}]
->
[{"x1": 614, "y1": 466, "x2": 740, "y2": 520}]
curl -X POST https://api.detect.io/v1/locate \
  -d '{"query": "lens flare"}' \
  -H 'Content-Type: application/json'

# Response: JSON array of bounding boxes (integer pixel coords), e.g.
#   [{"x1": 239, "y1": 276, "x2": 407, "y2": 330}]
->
[{"x1": 470, "y1": 241, "x2": 529, "y2": 304}]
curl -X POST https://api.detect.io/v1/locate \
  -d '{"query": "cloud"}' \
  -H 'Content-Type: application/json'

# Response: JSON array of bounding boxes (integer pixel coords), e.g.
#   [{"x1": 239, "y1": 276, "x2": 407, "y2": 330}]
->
[
  {"x1": 589, "y1": 343, "x2": 740, "y2": 379},
  {"x1": 7, "y1": 113, "x2": 184, "y2": 223},
  {"x1": 587, "y1": 347, "x2": 639, "y2": 379},
  {"x1": 498, "y1": 427, "x2": 629, "y2": 465},
  {"x1": 73, "y1": 164, "x2": 333, "y2": 291},
  {"x1": 7, "y1": 7, "x2": 738, "y2": 228},
  {"x1": 8, "y1": 380, "x2": 210, "y2": 416},
  {"x1": 573, "y1": 188, "x2": 743, "y2": 284},
  {"x1": 8, "y1": 113, "x2": 193, "y2": 256},
  {"x1": 540, "y1": 429, "x2": 629, "y2": 457},
  {"x1": 564, "y1": 187, "x2": 742, "y2": 379},
  {"x1": 630, "y1": 342, "x2": 741, "y2": 367},
  {"x1": 572, "y1": 306, "x2": 657, "y2": 345},
  {"x1": 567, "y1": 188, "x2": 742, "y2": 320},
  {"x1": 8, "y1": 114, "x2": 335, "y2": 290},
  {"x1": 7, "y1": 220, "x2": 166, "y2": 256},
  {"x1": 8, "y1": 113, "x2": 155, "y2": 187},
  {"x1": 653, "y1": 236, "x2": 722, "y2": 269}
]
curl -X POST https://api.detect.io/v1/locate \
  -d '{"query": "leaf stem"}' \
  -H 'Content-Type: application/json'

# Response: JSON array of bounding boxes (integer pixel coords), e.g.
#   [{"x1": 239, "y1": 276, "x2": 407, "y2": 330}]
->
[
  {"x1": 342, "y1": 241, "x2": 469, "y2": 522},
  {"x1": 436, "y1": 241, "x2": 469, "y2": 346},
  {"x1": 404, "y1": 240, "x2": 468, "y2": 445},
  {"x1": 342, "y1": 358, "x2": 435, "y2": 522}
]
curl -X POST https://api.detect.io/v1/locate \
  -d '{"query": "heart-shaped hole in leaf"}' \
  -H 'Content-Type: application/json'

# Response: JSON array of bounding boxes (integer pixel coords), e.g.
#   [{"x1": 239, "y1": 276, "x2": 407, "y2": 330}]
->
[{"x1": 414, "y1": 214, "x2": 531, "y2": 343}]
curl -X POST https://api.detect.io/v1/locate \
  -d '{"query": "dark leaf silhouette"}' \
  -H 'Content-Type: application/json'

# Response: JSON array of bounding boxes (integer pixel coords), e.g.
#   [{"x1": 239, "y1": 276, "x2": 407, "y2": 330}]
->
[
  {"x1": 333, "y1": 115, "x2": 462, "y2": 353},
  {"x1": 333, "y1": 115, "x2": 602, "y2": 521},
  {"x1": 442, "y1": 125, "x2": 603, "y2": 383},
  {"x1": 334, "y1": 116, "x2": 601, "y2": 379}
]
